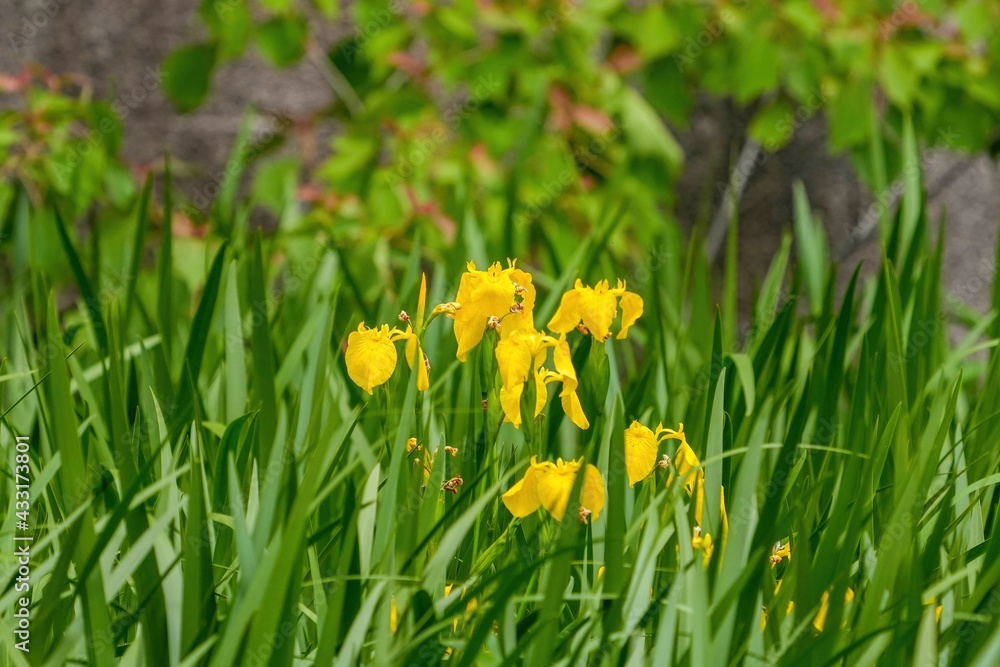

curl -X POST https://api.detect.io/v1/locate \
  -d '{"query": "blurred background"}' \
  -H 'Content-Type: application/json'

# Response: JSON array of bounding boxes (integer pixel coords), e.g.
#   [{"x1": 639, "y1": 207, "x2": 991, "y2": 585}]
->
[{"x1": 2, "y1": 0, "x2": 999, "y2": 315}]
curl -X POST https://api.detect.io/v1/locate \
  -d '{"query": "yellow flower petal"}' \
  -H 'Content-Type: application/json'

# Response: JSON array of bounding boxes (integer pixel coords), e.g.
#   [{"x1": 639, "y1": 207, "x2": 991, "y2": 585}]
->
[
  {"x1": 547, "y1": 282, "x2": 586, "y2": 334},
  {"x1": 548, "y1": 337, "x2": 589, "y2": 429},
  {"x1": 495, "y1": 329, "x2": 555, "y2": 427},
  {"x1": 671, "y1": 432, "x2": 702, "y2": 495},
  {"x1": 813, "y1": 591, "x2": 831, "y2": 632},
  {"x1": 581, "y1": 464, "x2": 605, "y2": 520},
  {"x1": 548, "y1": 278, "x2": 635, "y2": 340},
  {"x1": 624, "y1": 421, "x2": 660, "y2": 487},
  {"x1": 560, "y1": 390, "x2": 590, "y2": 430},
  {"x1": 617, "y1": 287, "x2": 644, "y2": 340},
  {"x1": 403, "y1": 327, "x2": 429, "y2": 391},
  {"x1": 502, "y1": 457, "x2": 547, "y2": 517},
  {"x1": 534, "y1": 458, "x2": 582, "y2": 520},
  {"x1": 346, "y1": 323, "x2": 401, "y2": 394},
  {"x1": 453, "y1": 260, "x2": 536, "y2": 361},
  {"x1": 416, "y1": 273, "x2": 427, "y2": 328}
]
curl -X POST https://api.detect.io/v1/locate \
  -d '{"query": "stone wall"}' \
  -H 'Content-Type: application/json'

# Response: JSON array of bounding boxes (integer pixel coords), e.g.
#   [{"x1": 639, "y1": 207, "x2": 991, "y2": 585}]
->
[{"x1": 2, "y1": 0, "x2": 997, "y2": 314}]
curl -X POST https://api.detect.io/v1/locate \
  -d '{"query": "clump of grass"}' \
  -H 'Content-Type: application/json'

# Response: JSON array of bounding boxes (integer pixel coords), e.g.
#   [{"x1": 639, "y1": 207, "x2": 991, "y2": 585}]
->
[{"x1": 1, "y1": 155, "x2": 999, "y2": 667}]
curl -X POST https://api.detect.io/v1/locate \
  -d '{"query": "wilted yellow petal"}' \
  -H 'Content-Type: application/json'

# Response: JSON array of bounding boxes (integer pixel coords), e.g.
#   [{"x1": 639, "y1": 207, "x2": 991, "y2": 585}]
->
[
  {"x1": 624, "y1": 421, "x2": 660, "y2": 487},
  {"x1": 346, "y1": 323, "x2": 400, "y2": 394}
]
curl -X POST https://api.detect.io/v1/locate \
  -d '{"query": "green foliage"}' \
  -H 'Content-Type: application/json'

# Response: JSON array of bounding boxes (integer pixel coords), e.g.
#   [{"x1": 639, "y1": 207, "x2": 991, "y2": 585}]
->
[{"x1": 2, "y1": 140, "x2": 1000, "y2": 664}]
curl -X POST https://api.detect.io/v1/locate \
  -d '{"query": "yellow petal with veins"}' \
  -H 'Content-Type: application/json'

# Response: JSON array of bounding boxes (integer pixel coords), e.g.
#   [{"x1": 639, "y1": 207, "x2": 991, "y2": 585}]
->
[
  {"x1": 346, "y1": 323, "x2": 402, "y2": 394},
  {"x1": 624, "y1": 421, "x2": 660, "y2": 487}
]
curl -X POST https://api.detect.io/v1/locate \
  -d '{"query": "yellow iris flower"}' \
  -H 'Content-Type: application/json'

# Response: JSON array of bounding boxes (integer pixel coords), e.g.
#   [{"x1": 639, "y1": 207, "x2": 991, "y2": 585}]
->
[
  {"x1": 623, "y1": 420, "x2": 688, "y2": 487},
  {"x1": 453, "y1": 260, "x2": 536, "y2": 361},
  {"x1": 502, "y1": 457, "x2": 605, "y2": 521},
  {"x1": 346, "y1": 274, "x2": 437, "y2": 393},
  {"x1": 345, "y1": 323, "x2": 411, "y2": 393},
  {"x1": 495, "y1": 330, "x2": 589, "y2": 429},
  {"x1": 547, "y1": 278, "x2": 643, "y2": 340}
]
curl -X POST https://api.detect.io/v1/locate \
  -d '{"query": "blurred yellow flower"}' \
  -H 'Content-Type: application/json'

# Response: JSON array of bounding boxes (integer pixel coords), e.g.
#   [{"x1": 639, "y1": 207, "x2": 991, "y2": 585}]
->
[
  {"x1": 453, "y1": 260, "x2": 536, "y2": 361},
  {"x1": 345, "y1": 322, "x2": 410, "y2": 393},
  {"x1": 691, "y1": 526, "x2": 714, "y2": 567},
  {"x1": 770, "y1": 541, "x2": 791, "y2": 568},
  {"x1": 547, "y1": 278, "x2": 643, "y2": 340},
  {"x1": 502, "y1": 457, "x2": 605, "y2": 521},
  {"x1": 813, "y1": 588, "x2": 855, "y2": 632}
]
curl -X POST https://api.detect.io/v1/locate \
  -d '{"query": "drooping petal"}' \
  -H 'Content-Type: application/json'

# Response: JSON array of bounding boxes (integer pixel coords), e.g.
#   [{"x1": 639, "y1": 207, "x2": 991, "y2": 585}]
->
[
  {"x1": 624, "y1": 421, "x2": 659, "y2": 487},
  {"x1": 561, "y1": 390, "x2": 590, "y2": 430},
  {"x1": 671, "y1": 436, "x2": 703, "y2": 495},
  {"x1": 535, "y1": 459, "x2": 580, "y2": 520},
  {"x1": 346, "y1": 323, "x2": 399, "y2": 394},
  {"x1": 499, "y1": 383, "x2": 524, "y2": 427},
  {"x1": 547, "y1": 281, "x2": 586, "y2": 334},
  {"x1": 502, "y1": 460, "x2": 544, "y2": 517},
  {"x1": 403, "y1": 327, "x2": 429, "y2": 391},
  {"x1": 552, "y1": 337, "x2": 589, "y2": 428},
  {"x1": 617, "y1": 289, "x2": 644, "y2": 340},
  {"x1": 495, "y1": 334, "x2": 535, "y2": 389},
  {"x1": 581, "y1": 464, "x2": 605, "y2": 520}
]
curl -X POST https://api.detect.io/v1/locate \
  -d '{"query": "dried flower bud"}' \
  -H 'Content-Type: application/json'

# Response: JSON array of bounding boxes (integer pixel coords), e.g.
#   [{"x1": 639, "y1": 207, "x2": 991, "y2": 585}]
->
[
  {"x1": 442, "y1": 474, "x2": 463, "y2": 494},
  {"x1": 576, "y1": 323, "x2": 590, "y2": 335},
  {"x1": 578, "y1": 506, "x2": 592, "y2": 523},
  {"x1": 444, "y1": 445, "x2": 458, "y2": 456},
  {"x1": 398, "y1": 310, "x2": 410, "y2": 323},
  {"x1": 487, "y1": 316, "x2": 501, "y2": 330}
]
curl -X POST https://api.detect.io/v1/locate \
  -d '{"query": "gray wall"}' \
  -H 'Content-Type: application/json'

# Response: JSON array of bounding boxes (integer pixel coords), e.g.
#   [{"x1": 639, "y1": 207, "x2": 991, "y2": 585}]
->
[{"x1": 3, "y1": 0, "x2": 997, "y2": 314}]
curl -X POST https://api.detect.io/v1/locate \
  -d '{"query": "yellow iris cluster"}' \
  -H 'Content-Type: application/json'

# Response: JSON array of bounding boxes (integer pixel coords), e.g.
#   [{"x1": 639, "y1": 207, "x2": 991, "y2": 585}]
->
[
  {"x1": 344, "y1": 260, "x2": 642, "y2": 429},
  {"x1": 344, "y1": 259, "x2": 644, "y2": 524}
]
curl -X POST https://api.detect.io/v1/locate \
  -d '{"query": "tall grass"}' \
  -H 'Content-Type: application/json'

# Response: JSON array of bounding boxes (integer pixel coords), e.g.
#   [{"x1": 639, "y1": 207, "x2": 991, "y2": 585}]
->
[{"x1": 2, "y1": 156, "x2": 1000, "y2": 667}]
